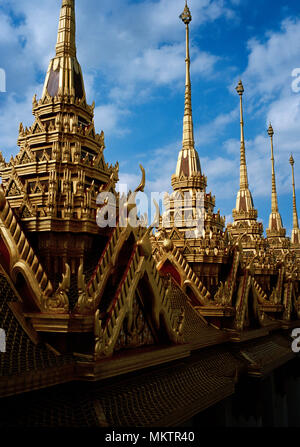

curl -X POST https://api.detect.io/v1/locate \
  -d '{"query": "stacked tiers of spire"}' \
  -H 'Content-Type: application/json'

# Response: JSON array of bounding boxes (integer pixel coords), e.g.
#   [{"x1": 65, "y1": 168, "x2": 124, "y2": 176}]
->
[
  {"x1": 266, "y1": 124, "x2": 287, "y2": 242},
  {"x1": 236, "y1": 80, "x2": 249, "y2": 190},
  {"x1": 173, "y1": 1, "x2": 203, "y2": 186},
  {"x1": 56, "y1": 0, "x2": 76, "y2": 58},
  {"x1": 227, "y1": 81, "x2": 263, "y2": 251},
  {"x1": 159, "y1": 1, "x2": 225, "y2": 250},
  {"x1": 42, "y1": 0, "x2": 86, "y2": 100}
]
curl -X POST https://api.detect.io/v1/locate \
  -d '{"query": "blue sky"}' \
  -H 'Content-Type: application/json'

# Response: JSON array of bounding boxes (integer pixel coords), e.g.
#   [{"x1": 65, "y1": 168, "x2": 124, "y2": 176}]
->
[{"x1": 0, "y1": 0, "x2": 300, "y2": 235}]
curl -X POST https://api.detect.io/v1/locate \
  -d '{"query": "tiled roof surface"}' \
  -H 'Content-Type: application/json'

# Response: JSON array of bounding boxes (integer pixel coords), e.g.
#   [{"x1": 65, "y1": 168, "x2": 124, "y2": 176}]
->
[
  {"x1": 168, "y1": 282, "x2": 229, "y2": 347},
  {"x1": 236, "y1": 333, "x2": 294, "y2": 374},
  {"x1": 0, "y1": 274, "x2": 74, "y2": 378},
  {"x1": 0, "y1": 346, "x2": 240, "y2": 427}
]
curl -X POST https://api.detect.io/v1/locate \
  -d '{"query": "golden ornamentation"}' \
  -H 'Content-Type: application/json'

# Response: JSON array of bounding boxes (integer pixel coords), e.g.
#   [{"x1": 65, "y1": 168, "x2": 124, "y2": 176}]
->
[
  {"x1": 266, "y1": 123, "x2": 288, "y2": 249},
  {"x1": 73, "y1": 262, "x2": 94, "y2": 315},
  {"x1": 0, "y1": 0, "x2": 300, "y2": 407},
  {"x1": 44, "y1": 264, "x2": 70, "y2": 313}
]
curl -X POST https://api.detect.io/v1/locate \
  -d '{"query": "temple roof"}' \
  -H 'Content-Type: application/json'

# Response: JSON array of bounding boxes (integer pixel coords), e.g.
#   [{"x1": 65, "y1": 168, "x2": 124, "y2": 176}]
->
[{"x1": 0, "y1": 270, "x2": 75, "y2": 397}]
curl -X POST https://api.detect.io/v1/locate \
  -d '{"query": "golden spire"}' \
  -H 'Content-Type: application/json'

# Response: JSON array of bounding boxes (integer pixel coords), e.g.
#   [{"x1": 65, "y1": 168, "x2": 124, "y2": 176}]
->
[
  {"x1": 268, "y1": 123, "x2": 279, "y2": 213},
  {"x1": 228, "y1": 79, "x2": 263, "y2": 249},
  {"x1": 266, "y1": 123, "x2": 286, "y2": 243},
  {"x1": 180, "y1": 1, "x2": 195, "y2": 151},
  {"x1": 173, "y1": 1, "x2": 202, "y2": 182},
  {"x1": 56, "y1": 0, "x2": 76, "y2": 58},
  {"x1": 236, "y1": 80, "x2": 249, "y2": 190},
  {"x1": 290, "y1": 155, "x2": 299, "y2": 230},
  {"x1": 42, "y1": 0, "x2": 85, "y2": 100}
]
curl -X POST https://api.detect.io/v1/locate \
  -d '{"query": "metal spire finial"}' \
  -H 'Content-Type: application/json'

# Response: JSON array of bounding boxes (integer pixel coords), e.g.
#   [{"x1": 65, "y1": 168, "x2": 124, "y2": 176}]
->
[
  {"x1": 236, "y1": 80, "x2": 244, "y2": 96},
  {"x1": 268, "y1": 122, "x2": 274, "y2": 137},
  {"x1": 180, "y1": 1, "x2": 192, "y2": 25}
]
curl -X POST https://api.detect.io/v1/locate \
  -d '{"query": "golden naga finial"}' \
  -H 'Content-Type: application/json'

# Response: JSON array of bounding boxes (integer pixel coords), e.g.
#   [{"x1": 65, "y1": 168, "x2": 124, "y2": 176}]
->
[
  {"x1": 179, "y1": 1, "x2": 192, "y2": 24},
  {"x1": 134, "y1": 164, "x2": 146, "y2": 193},
  {"x1": 236, "y1": 79, "x2": 248, "y2": 190},
  {"x1": 124, "y1": 165, "x2": 146, "y2": 219}
]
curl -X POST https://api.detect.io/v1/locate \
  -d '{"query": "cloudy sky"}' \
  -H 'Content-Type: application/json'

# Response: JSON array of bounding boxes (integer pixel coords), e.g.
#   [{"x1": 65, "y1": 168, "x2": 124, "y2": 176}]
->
[{"x1": 0, "y1": 0, "x2": 300, "y2": 234}]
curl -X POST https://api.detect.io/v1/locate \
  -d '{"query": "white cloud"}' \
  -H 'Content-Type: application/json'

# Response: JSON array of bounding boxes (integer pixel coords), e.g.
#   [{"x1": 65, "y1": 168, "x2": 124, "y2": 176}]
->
[
  {"x1": 0, "y1": 83, "x2": 43, "y2": 159},
  {"x1": 243, "y1": 19, "x2": 300, "y2": 100},
  {"x1": 94, "y1": 104, "x2": 130, "y2": 137}
]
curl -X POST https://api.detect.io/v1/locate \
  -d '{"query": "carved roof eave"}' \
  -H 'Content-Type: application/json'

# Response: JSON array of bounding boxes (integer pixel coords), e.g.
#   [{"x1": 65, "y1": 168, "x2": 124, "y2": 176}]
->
[
  {"x1": 33, "y1": 92, "x2": 94, "y2": 116},
  {"x1": 171, "y1": 173, "x2": 207, "y2": 190},
  {"x1": 17, "y1": 129, "x2": 105, "y2": 151},
  {"x1": 1, "y1": 157, "x2": 113, "y2": 184}
]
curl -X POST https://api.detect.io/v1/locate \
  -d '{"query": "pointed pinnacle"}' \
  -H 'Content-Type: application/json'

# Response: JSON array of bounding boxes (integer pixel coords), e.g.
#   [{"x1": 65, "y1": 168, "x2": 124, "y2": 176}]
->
[
  {"x1": 236, "y1": 80, "x2": 244, "y2": 95},
  {"x1": 180, "y1": 1, "x2": 192, "y2": 24},
  {"x1": 290, "y1": 154, "x2": 299, "y2": 230},
  {"x1": 56, "y1": 0, "x2": 76, "y2": 58},
  {"x1": 268, "y1": 123, "x2": 274, "y2": 137}
]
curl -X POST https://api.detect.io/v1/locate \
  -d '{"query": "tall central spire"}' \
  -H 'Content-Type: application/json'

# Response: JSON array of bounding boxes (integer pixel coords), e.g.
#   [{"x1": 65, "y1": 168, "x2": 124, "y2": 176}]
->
[
  {"x1": 166, "y1": 1, "x2": 224, "y2": 240},
  {"x1": 173, "y1": 1, "x2": 202, "y2": 182},
  {"x1": 268, "y1": 124, "x2": 279, "y2": 213},
  {"x1": 56, "y1": 0, "x2": 76, "y2": 58},
  {"x1": 236, "y1": 80, "x2": 249, "y2": 190},
  {"x1": 180, "y1": 1, "x2": 194, "y2": 151},
  {"x1": 42, "y1": 0, "x2": 85, "y2": 100}
]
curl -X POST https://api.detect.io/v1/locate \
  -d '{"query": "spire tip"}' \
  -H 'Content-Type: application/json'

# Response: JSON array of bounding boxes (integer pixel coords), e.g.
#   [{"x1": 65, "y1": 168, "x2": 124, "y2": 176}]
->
[
  {"x1": 268, "y1": 123, "x2": 274, "y2": 137},
  {"x1": 180, "y1": 1, "x2": 192, "y2": 24},
  {"x1": 236, "y1": 80, "x2": 244, "y2": 95}
]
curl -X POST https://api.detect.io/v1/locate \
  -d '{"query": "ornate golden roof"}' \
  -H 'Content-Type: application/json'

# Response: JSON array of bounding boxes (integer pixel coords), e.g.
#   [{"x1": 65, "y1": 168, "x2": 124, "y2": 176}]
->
[{"x1": 0, "y1": 0, "x2": 300, "y2": 428}]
